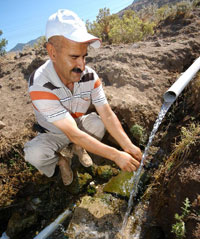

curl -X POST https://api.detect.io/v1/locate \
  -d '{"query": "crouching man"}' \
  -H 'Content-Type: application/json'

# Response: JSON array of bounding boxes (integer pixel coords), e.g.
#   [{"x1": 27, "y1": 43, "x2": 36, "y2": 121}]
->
[{"x1": 24, "y1": 9, "x2": 142, "y2": 185}]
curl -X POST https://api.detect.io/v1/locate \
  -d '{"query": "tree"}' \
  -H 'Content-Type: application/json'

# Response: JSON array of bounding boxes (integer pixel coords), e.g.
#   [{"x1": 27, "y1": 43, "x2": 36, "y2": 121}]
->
[
  {"x1": 0, "y1": 30, "x2": 8, "y2": 56},
  {"x1": 86, "y1": 8, "x2": 117, "y2": 43}
]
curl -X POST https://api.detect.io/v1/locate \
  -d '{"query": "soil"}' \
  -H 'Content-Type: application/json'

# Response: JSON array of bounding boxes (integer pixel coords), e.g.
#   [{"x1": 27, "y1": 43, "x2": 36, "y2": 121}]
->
[{"x1": 0, "y1": 6, "x2": 200, "y2": 239}]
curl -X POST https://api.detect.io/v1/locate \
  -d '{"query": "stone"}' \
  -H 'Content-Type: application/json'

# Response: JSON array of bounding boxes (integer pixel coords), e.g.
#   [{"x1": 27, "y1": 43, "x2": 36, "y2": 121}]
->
[
  {"x1": 103, "y1": 171, "x2": 137, "y2": 198},
  {"x1": 6, "y1": 211, "x2": 38, "y2": 238},
  {"x1": 66, "y1": 194, "x2": 124, "y2": 239},
  {"x1": 0, "y1": 121, "x2": 6, "y2": 129}
]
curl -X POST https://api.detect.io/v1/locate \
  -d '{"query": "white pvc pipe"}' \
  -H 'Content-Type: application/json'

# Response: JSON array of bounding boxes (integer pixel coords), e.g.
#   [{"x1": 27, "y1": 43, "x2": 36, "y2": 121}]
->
[
  {"x1": 163, "y1": 57, "x2": 200, "y2": 103},
  {"x1": 33, "y1": 209, "x2": 72, "y2": 239},
  {"x1": 0, "y1": 232, "x2": 10, "y2": 239}
]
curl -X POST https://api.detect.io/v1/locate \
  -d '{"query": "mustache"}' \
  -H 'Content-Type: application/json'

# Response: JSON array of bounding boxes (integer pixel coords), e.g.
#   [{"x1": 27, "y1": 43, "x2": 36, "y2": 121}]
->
[{"x1": 72, "y1": 68, "x2": 83, "y2": 73}]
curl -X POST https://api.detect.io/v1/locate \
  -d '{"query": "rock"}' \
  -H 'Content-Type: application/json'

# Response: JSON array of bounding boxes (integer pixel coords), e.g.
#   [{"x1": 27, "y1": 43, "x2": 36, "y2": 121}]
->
[
  {"x1": 103, "y1": 171, "x2": 136, "y2": 198},
  {"x1": 6, "y1": 211, "x2": 38, "y2": 238},
  {"x1": 0, "y1": 121, "x2": 6, "y2": 129},
  {"x1": 103, "y1": 169, "x2": 150, "y2": 198},
  {"x1": 66, "y1": 194, "x2": 125, "y2": 238}
]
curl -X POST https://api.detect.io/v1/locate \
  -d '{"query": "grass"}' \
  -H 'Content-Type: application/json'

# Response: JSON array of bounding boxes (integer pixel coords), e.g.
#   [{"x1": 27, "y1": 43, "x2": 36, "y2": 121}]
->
[
  {"x1": 142, "y1": 122, "x2": 200, "y2": 201},
  {"x1": 169, "y1": 123, "x2": 200, "y2": 162}
]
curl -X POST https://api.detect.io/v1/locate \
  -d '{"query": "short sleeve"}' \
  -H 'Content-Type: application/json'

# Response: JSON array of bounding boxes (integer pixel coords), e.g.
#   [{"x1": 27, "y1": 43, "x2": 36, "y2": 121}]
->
[
  {"x1": 29, "y1": 85, "x2": 71, "y2": 122},
  {"x1": 91, "y1": 72, "x2": 107, "y2": 106}
]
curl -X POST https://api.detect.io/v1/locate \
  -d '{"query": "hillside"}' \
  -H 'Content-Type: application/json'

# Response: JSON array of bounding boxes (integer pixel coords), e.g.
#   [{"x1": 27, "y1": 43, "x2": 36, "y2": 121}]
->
[
  {"x1": 119, "y1": 0, "x2": 191, "y2": 13},
  {"x1": 0, "y1": 3, "x2": 200, "y2": 239}
]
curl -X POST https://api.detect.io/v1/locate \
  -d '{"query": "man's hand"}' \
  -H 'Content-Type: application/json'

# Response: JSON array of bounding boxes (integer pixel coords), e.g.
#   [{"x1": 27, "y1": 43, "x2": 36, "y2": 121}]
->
[
  {"x1": 96, "y1": 104, "x2": 143, "y2": 168},
  {"x1": 114, "y1": 151, "x2": 141, "y2": 172},
  {"x1": 125, "y1": 144, "x2": 143, "y2": 163}
]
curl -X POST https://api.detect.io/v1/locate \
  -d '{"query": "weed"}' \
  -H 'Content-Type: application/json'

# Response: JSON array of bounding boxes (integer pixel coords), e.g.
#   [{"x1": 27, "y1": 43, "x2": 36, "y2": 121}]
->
[
  {"x1": 171, "y1": 198, "x2": 191, "y2": 239},
  {"x1": 170, "y1": 123, "x2": 200, "y2": 161},
  {"x1": 130, "y1": 124, "x2": 146, "y2": 145}
]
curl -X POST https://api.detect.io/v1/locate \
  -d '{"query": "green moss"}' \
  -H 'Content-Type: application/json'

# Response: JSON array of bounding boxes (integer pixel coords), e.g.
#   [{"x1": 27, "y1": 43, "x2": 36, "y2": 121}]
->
[
  {"x1": 103, "y1": 171, "x2": 136, "y2": 198},
  {"x1": 97, "y1": 165, "x2": 113, "y2": 180}
]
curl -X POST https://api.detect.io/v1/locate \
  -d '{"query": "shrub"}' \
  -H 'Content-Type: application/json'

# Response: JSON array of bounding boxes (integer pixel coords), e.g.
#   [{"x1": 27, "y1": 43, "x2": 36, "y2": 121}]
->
[
  {"x1": 109, "y1": 10, "x2": 154, "y2": 44},
  {"x1": 0, "y1": 30, "x2": 8, "y2": 56},
  {"x1": 87, "y1": 8, "x2": 155, "y2": 44}
]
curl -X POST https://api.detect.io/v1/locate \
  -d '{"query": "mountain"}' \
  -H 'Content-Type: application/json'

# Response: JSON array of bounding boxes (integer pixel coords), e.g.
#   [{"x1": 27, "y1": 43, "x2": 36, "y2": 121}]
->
[
  {"x1": 118, "y1": 0, "x2": 191, "y2": 15},
  {"x1": 9, "y1": 37, "x2": 41, "y2": 52}
]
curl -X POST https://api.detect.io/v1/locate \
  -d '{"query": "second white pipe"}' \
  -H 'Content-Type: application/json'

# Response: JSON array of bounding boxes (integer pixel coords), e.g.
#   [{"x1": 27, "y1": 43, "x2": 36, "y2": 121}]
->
[{"x1": 33, "y1": 208, "x2": 72, "y2": 239}]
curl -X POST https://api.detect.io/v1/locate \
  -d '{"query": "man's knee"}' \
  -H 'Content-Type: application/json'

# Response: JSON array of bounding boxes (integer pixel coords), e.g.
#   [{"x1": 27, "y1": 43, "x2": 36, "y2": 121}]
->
[
  {"x1": 94, "y1": 116, "x2": 106, "y2": 140},
  {"x1": 82, "y1": 112, "x2": 106, "y2": 140},
  {"x1": 24, "y1": 143, "x2": 51, "y2": 169}
]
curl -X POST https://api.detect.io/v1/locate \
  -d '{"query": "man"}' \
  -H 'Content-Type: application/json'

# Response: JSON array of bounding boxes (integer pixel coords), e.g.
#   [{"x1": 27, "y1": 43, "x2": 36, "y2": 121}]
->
[{"x1": 24, "y1": 9, "x2": 142, "y2": 185}]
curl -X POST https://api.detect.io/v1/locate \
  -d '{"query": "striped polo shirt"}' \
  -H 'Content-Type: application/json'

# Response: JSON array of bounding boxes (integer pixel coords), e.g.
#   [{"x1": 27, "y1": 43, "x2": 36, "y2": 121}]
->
[{"x1": 29, "y1": 60, "x2": 107, "y2": 133}]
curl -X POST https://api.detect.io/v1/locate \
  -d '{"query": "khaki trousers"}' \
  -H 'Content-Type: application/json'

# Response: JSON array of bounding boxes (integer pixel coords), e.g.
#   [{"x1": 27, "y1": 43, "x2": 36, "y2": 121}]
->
[{"x1": 24, "y1": 112, "x2": 105, "y2": 177}]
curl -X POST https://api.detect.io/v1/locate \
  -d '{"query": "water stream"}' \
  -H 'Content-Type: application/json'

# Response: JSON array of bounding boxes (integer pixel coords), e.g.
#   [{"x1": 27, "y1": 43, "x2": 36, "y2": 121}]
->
[
  {"x1": 120, "y1": 100, "x2": 174, "y2": 237},
  {"x1": 39, "y1": 101, "x2": 174, "y2": 239}
]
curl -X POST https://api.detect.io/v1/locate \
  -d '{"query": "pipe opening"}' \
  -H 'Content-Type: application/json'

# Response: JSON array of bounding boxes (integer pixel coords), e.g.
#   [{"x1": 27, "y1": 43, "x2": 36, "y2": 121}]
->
[{"x1": 163, "y1": 91, "x2": 176, "y2": 103}]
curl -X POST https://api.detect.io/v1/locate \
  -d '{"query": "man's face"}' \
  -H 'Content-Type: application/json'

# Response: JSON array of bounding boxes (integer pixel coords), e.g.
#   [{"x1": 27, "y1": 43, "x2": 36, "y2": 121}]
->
[{"x1": 48, "y1": 37, "x2": 88, "y2": 86}]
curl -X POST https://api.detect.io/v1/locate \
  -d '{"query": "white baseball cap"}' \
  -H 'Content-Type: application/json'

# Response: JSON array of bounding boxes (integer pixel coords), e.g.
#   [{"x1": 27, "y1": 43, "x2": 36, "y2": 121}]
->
[{"x1": 45, "y1": 9, "x2": 101, "y2": 48}]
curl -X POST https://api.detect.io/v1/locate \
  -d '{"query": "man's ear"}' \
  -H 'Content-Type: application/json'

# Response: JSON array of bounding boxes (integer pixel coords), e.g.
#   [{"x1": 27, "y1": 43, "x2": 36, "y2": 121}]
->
[{"x1": 46, "y1": 42, "x2": 56, "y2": 62}]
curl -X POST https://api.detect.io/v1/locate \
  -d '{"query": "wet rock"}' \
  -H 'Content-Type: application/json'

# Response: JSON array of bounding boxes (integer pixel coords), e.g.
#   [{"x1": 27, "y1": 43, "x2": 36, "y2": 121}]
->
[
  {"x1": 103, "y1": 171, "x2": 136, "y2": 198},
  {"x1": 66, "y1": 195, "x2": 124, "y2": 238},
  {"x1": 6, "y1": 211, "x2": 38, "y2": 238},
  {"x1": 103, "y1": 169, "x2": 150, "y2": 198}
]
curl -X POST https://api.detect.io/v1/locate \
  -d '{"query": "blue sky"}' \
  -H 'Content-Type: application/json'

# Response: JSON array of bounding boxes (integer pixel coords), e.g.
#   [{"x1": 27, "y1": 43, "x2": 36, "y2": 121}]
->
[{"x1": 0, "y1": 0, "x2": 133, "y2": 51}]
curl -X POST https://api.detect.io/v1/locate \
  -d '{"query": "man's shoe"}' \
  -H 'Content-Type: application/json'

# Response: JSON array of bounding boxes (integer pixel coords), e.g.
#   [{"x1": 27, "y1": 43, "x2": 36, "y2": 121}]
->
[
  {"x1": 57, "y1": 154, "x2": 73, "y2": 186},
  {"x1": 72, "y1": 145, "x2": 93, "y2": 167}
]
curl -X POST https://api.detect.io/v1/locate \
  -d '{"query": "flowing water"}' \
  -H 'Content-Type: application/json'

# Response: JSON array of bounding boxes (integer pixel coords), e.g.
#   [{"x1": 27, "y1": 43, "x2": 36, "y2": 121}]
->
[
  {"x1": 119, "y1": 100, "x2": 173, "y2": 237},
  {"x1": 46, "y1": 101, "x2": 173, "y2": 239}
]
